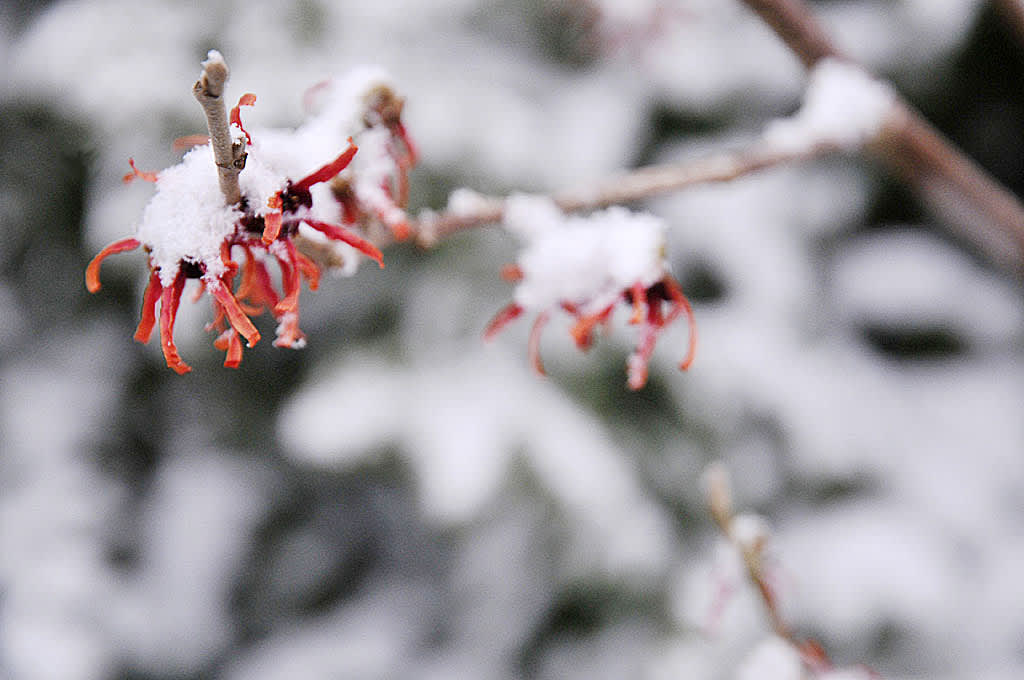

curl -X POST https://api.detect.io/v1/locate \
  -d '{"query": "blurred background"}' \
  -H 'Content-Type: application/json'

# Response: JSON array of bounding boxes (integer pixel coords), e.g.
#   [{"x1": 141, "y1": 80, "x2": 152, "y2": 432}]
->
[{"x1": 1, "y1": 0, "x2": 1023, "y2": 678}]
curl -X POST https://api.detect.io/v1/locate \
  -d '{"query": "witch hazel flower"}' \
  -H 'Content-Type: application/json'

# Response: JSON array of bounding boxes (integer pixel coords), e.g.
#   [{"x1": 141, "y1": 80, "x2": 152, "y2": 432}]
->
[
  {"x1": 484, "y1": 194, "x2": 697, "y2": 390},
  {"x1": 86, "y1": 52, "x2": 413, "y2": 374}
]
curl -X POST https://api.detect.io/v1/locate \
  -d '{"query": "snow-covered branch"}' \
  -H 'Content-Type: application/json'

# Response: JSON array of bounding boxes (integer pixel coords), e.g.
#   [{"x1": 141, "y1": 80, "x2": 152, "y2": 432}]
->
[
  {"x1": 416, "y1": 139, "x2": 839, "y2": 246},
  {"x1": 739, "y1": 0, "x2": 1024, "y2": 270}
]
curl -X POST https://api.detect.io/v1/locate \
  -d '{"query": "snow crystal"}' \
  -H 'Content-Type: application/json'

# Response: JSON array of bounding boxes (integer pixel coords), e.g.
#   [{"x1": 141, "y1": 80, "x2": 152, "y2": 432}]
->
[
  {"x1": 762, "y1": 58, "x2": 896, "y2": 154},
  {"x1": 503, "y1": 196, "x2": 667, "y2": 313},
  {"x1": 136, "y1": 145, "x2": 241, "y2": 287}
]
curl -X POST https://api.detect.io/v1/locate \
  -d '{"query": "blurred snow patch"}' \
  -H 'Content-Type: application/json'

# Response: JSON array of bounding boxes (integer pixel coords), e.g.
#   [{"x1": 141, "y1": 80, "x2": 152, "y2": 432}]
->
[
  {"x1": 735, "y1": 635, "x2": 803, "y2": 680},
  {"x1": 833, "y1": 229, "x2": 1024, "y2": 345},
  {"x1": 279, "y1": 347, "x2": 674, "y2": 580},
  {"x1": 112, "y1": 450, "x2": 269, "y2": 676}
]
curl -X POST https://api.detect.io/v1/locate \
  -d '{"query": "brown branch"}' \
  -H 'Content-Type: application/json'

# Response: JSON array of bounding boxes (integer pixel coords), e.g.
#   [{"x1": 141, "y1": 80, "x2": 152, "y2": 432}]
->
[
  {"x1": 739, "y1": 0, "x2": 1024, "y2": 270},
  {"x1": 992, "y1": 0, "x2": 1024, "y2": 48},
  {"x1": 193, "y1": 50, "x2": 246, "y2": 206},
  {"x1": 416, "y1": 141, "x2": 839, "y2": 246}
]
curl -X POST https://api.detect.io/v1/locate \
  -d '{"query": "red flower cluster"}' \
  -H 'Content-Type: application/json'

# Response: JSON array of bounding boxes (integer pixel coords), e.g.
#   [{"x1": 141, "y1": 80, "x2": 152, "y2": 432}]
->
[
  {"x1": 485, "y1": 265, "x2": 696, "y2": 390},
  {"x1": 87, "y1": 130, "x2": 387, "y2": 374}
]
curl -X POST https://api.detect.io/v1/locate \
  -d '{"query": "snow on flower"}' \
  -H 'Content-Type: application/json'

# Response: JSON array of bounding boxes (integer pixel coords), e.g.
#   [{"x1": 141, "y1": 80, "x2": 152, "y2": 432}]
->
[
  {"x1": 485, "y1": 194, "x2": 696, "y2": 390},
  {"x1": 86, "y1": 60, "x2": 416, "y2": 374}
]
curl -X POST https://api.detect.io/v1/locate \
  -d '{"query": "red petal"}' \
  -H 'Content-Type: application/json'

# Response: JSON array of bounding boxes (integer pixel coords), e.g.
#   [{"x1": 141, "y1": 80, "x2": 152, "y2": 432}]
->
[
  {"x1": 302, "y1": 218, "x2": 384, "y2": 268},
  {"x1": 662, "y1": 275, "x2": 697, "y2": 371},
  {"x1": 500, "y1": 264, "x2": 524, "y2": 282},
  {"x1": 394, "y1": 122, "x2": 419, "y2": 166},
  {"x1": 122, "y1": 158, "x2": 158, "y2": 184},
  {"x1": 209, "y1": 279, "x2": 261, "y2": 348},
  {"x1": 293, "y1": 141, "x2": 358, "y2": 192},
  {"x1": 272, "y1": 239, "x2": 302, "y2": 315},
  {"x1": 569, "y1": 304, "x2": 614, "y2": 349},
  {"x1": 292, "y1": 248, "x2": 321, "y2": 291},
  {"x1": 272, "y1": 312, "x2": 306, "y2": 349},
  {"x1": 528, "y1": 311, "x2": 550, "y2": 376},
  {"x1": 133, "y1": 270, "x2": 163, "y2": 343},
  {"x1": 483, "y1": 303, "x2": 523, "y2": 341},
  {"x1": 261, "y1": 197, "x2": 283, "y2": 244},
  {"x1": 85, "y1": 237, "x2": 140, "y2": 293},
  {"x1": 229, "y1": 93, "x2": 257, "y2": 145},
  {"x1": 159, "y1": 272, "x2": 191, "y2": 374},
  {"x1": 214, "y1": 329, "x2": 244, "y2": 368}
]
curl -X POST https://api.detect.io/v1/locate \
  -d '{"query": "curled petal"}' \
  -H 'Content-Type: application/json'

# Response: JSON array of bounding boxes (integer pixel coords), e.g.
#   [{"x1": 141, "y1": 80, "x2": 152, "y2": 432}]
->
[
  {"x1": 569, "y1": 304, "x2": 614, "y2": 349},
  {"x1": 85, "y1": 237, "x2": 140, "y2": 293},
  {"x1": 273, "y1": 240, "x2": 302, "y2": 316},
  {"x1": 122, "y1": 159, "x2": 158, "y2": 184},
  {"x1": 528, "y1": 311, "x2": 550, "y2": 376},
  {"x1": 262, "y1": 194, "x2": 283, "y2": 244},
  {"x1": 303, "y1": 218, "x2": 384, "y2": 268},
  {"x1": 213, "y1": 328, "x2": 244, "y2": 368},
  {"x1": 292, "y1": 247, "x2": 321, "y2": 291},
  {"x1": 273, "y1": 311, "x2": 307, "y2": 349},
  {"x1": 627, "y1": 322, "x2": 660, "y2": 390},
  {"x1": 229, "y1": 93, "x2": 257, "y2": 145},
  {"x1": 133, "y1": 270, "x2": 163, "y2": 344},
  {"x1": 293, "y1": 141, "x2": 358, "y2": 192},
  {"x1": 208, "y1": 279, "x2": 261, "y2": 348},
  {"x1": 159, "y1": 272, "x2": 191, "y2": 374},
  {"x1": 484, "y1": 303, "x2": 523, "y2": 341},
  {"x1": 662, "y1": 275, "x2": 697, "y2": 371}
]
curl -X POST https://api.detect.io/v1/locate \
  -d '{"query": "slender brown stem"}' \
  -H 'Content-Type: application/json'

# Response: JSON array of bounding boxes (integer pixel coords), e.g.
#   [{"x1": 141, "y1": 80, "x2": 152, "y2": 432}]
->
[
  {"x1": 739, "y1": 0, "x2": 1024, "y2": 269},
  {"x1": 193, "y1": 50, "x2": 246, "y2": 206},
  {"x1": 416, "y1": 141, "x2": 838, "y2": 245}
]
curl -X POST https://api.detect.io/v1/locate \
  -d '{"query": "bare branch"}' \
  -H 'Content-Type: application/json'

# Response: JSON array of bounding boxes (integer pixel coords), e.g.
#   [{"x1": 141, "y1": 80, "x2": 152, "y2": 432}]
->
[
  {"x1": 193, "y1": 50, "x2": 246, "y2": 206},
  {"x1": 739, "y1": 0, "x2": 1024, "y2": 270},
  {"x1": 415, "y1": 141, "x2": 839, "y2": 246},
  {"x1": 992, "y1": 0, "x2": 1024, "y2": 48}
]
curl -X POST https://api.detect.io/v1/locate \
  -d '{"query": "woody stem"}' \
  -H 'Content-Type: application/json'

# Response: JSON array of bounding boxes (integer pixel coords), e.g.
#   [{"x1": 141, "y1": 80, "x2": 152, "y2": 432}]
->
[
  {"x1": 416, "y1": 140, "x2": 839, "y2": 246},
  {"x1": 193, "y1": 50, "x2": 246, "y2": 206},
  {"x1": 738, "y1": 0, "x2": 1024, "y2": 269}
]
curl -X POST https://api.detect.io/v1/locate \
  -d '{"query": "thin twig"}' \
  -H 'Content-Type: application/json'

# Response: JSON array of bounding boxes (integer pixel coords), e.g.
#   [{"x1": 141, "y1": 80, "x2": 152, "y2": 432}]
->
[
  {"x1": 193, "y1": 50, "x2": 246, "y2": 206},
  {"x1": 739, "y1": 0, "x2": 1024, "y2": 269},
  {"x1": 416, "y1": 141, "x2": 839, "y2": 246}
]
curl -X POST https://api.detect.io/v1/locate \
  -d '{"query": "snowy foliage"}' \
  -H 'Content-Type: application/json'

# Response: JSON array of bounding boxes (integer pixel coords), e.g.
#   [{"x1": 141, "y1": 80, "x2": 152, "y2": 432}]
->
[{"x1": 2, "y1": 1, "x2": 1023, "y2": 680}]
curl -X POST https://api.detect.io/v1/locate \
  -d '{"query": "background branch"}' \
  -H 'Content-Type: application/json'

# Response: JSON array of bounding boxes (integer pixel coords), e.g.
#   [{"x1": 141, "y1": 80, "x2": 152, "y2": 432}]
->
[
  {"x1": 416, "y1": 141, "x2": 839, "y2": 246},
  {"x1": 992, "y1": 0, "x2": 1024, "y2": 47},
  {"x1": 739, "y1": 0, "x2": 1024, "y2": 270}
]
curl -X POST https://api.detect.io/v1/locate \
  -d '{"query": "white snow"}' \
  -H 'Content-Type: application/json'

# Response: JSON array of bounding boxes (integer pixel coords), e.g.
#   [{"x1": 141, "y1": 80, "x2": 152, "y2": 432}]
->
[
  {"x1": 135, "y1": 145, "x2": 242, "y2": 286},
  {"x1": 735, "y1": 636, "x2": 803, "y2": 680},
  {"x1": 6, "y1": 1, "x2": 1024, "y2": 680},
  {"x1": 503, "y1": 195, "x2": 667, "y2": 313},
  {"x1": 762, "y1": 58, "x2": 897, "y2": 154}
]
